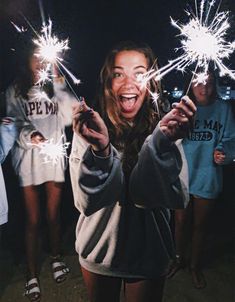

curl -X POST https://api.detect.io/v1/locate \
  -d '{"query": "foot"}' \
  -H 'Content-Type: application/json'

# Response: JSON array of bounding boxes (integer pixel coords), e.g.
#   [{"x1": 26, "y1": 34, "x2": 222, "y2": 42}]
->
[
  {"x1": 51, "y1": 256, "x2": 69, "y2": 284},
  {"x1": 167, "y1": 257, "x2": 185, "y2": 279},
  {"x1": 190, "y1": 268, "x2": 206, "y2": 289},
  {"x1": 24, "y1": 277, "x2": 41, "y2": 302}
]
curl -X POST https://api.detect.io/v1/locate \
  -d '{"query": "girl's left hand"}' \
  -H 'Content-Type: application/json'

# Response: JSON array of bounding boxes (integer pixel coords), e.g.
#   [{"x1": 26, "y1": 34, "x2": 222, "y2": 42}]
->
[
  {"x1": 160, "y1": 96, "x2": 197, "y2": 141},
  {"x1": 214, "y1": 149, "x2": 225, "y2": 165},
  {"x1": 1, "y1": 117, "x2": 14, "y2": 125}
]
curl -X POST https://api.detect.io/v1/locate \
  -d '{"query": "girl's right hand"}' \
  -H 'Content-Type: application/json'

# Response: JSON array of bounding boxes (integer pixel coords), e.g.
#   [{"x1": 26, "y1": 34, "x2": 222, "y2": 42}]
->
[
  {"x1": 72, "y1": 100, "x2": 110, "y2": 155},
  {"x1": 30, "y1": 131, "x2": 46, "y2": 144},
  {"x1": 214, "y1": 149, "x2": 225, "y2": 165},
  {"x1": 1, "y1": 117, "x2": 14, "y2": 125}
]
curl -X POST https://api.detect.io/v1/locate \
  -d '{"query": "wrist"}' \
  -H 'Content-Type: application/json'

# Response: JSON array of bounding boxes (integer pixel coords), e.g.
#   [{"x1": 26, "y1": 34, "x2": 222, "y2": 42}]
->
[{"x1": 92, "y1": 141, "x2": 110, "y2": 156}]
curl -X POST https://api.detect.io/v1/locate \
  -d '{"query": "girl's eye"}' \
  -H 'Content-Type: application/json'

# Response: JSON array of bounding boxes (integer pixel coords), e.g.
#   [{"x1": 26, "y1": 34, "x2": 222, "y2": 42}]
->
[{"x1": 113, "y1": 72, "x2": 123, "y2": 78}]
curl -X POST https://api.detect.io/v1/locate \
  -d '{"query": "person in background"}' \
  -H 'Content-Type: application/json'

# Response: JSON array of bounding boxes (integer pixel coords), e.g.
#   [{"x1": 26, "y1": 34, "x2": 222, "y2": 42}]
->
[
  {"x1": 0, "y1": 116, "x2": 17, "y2": 240},
  {"x1": 6, "y1": 43, "x2": 74, "y2": 302},
  {"x1": 167, "y1": 71, "x2": 235, "y2": 289},
  {"x1": 70, "y1": 41, "x2": 196, "y2": 302}
]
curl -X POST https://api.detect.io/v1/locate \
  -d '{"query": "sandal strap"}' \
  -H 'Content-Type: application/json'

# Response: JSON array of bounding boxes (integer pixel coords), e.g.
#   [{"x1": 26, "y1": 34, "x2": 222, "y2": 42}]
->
[
  {"x1": 25, "y1": 277, "x2": 39, "y2": 287},
  {"x1": 52, "y1": 261, "x2": 66, "y2": 269},
  {"x1": 25, "y1": 286, "x2": 40, "y2": 295},
  {"x1": 53, "y1": 269, "x2": 69, "y2": 280},
  {"x1": 52, "y1": 261, "x2": 69, "y2": 282},
  {"x1": 24, "y1": 278, "x2": 40, "y2": 297}
]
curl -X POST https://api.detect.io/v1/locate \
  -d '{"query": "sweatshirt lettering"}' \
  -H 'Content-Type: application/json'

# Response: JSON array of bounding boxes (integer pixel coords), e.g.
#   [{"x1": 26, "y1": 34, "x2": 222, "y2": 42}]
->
[{"x1": 24, "y1": 101, "x2": 58, "y2": 116}]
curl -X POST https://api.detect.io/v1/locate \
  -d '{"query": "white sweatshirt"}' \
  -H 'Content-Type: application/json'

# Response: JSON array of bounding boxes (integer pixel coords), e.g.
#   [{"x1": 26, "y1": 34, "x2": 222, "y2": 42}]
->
[{"x1": 6, "y1": 80, "x2": 76, "y2": 186}]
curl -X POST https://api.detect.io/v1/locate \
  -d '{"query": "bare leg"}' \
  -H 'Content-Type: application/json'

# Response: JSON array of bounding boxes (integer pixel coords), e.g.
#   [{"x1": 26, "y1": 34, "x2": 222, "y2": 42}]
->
[
  {"x1": 22, "y1": 185, "x2": 40, "y2": 278},
  {"x1": 190, "y1": 196, "x2": 215, "y2": 288},
  {"x1": 45, "y1": 181, "x2": 63, "y2": 257},
  {"x1": 81, "y1": 266, "x2": 122, "y2": 302},
  {"x1": 167, "y1": 200, "x2": 192, "y2": 278},
  {"x1": 124, "y1": 277, "x2": 165, "y2": 302}
]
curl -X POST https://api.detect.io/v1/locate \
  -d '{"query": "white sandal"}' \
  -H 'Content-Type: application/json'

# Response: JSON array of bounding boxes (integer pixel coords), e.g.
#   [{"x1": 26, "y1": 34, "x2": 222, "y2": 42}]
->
[
  {"x1": 24, "y1": 277, "x2": 41, "y2": 302},
  {"x1": 51, "y1": 261, "x2": 69, "y2": 283}
]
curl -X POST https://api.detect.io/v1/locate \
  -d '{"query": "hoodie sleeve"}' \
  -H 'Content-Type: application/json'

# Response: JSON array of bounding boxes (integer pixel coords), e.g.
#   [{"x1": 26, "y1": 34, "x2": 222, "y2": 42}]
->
[
  {"x1": 53, "y1": 77, "x2": 77, "y2": 127},
  {"x1": 0, "y1": 122, "x2": 17, "y2": 164},
  {"x1": 69, "y1": 134, "x2": 124, "y2": 216},
  {"x1": 129, "y1": 124, "x2": 187, "y2": 209}
]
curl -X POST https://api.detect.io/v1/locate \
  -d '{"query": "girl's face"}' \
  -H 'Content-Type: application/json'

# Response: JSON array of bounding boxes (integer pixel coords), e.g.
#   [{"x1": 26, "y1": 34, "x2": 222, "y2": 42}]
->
[
  {"x1": 29, "y1": 52, "x2": 45, "y2": 82},
  {"x1": 111, "y1": 50, "x2": 148, "y2": 121},
  {"x1": 192, "y1": 74, "x2": 214, "y2": 105}
]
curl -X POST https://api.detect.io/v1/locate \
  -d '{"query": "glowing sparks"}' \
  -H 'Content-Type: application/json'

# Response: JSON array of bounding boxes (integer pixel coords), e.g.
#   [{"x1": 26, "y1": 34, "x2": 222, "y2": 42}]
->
[
  {"x1": 35, "y1": 64, "x2": 51, "y2": 86},
  {"x1": 30, "y1": 90, "x2": 52, "y2": 103},
  {"x1": 32, "y1": 20, "x2": 80, "y2": 85},
  {"x1": 29, "y1": 135, "x2": 70, "y2": 165},
  {"x1": 33, "y1": 19, "x2": 69, "y2": 64},
  {"x1": 10, "y1": 21, "x2": 27, "y2": 33},
  {"x1": 192, "y1": 72, "x2": 209, "y2": 85},
  {"x1": 11, "y1": 18, "x2": 80, "y2": 87},
  {"x1": 140, "y1": 0, "x2": 235, "y2": 85}
]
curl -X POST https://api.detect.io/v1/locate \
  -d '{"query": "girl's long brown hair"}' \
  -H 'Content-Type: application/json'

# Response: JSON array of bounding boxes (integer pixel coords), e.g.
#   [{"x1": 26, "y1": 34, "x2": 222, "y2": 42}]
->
[
  {"x1": 14, "y1": 42, "x2": 54, "y2": 100},
  {"x1": 98, "y1": 41, "x2": 168, "y2": 178}
]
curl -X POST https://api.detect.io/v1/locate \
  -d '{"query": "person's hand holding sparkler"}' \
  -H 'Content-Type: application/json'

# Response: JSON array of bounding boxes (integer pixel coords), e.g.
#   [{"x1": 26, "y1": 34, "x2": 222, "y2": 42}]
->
[
  {"x1": 73, "y1": 100, "x2": 110, "y2": 157},
  {"x1": 160, "y1": 96, "x2": 196, "y2": 141},
  {"x1": 213, "y1": 149, "x2": 226, "y2": 165},
  {"x1": 30, "y1": 131, "x2": 46, "y2": 144}
]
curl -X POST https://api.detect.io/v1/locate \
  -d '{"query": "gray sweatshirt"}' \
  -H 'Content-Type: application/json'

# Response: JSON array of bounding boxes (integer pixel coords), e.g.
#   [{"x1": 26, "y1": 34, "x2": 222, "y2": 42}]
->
[{"x1": 69, "y1": 124, "x2": 188, "y2": 278}]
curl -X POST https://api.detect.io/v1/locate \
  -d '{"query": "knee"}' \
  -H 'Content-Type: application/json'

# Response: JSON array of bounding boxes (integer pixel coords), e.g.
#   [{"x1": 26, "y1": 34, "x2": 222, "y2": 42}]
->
[
  {"x1": 174, "y1": 212, "x2": 187, "y2": 227},
  {"x1": 26, "y1": 217, "x2": 40, "y2": 229}
]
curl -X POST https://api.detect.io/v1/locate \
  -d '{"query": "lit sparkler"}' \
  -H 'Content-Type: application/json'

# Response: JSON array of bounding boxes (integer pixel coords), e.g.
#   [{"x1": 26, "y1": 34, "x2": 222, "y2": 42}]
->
[
  {"x1": 29, "y1": 135, "x2": 70, "y2": 165},
  {"x1": 139, "y1": 0, "x2": 235, "y2": 86},
  {"x1": 33, "y1": 19, "x2": 80, "y2": 85},
  {"x1": 33, "y1": 19, "x2": 69, "y2": 63}
]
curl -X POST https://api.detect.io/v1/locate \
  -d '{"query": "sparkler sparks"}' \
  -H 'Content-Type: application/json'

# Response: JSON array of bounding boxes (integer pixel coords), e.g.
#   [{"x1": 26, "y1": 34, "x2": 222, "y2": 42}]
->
[
  {"x1": 138, "y1": 0, "x2": 235, "y2": 86},
  {"x1": 29, "y1": 135, "x2": 70, "y2": 165},
  {"x1": 33, "y1": 19, "x2": 69, "y2": 64},
  {"x1": 33, "y1": 19, "x2": 81, "y2": 85},
  {"x1": 11, "y1": 18, "x2": 80, "y2": 87}
]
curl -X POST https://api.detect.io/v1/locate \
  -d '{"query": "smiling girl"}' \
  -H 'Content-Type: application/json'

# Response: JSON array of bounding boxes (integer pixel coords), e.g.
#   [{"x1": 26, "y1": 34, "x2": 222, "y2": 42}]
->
[{"x1": 70, "y1": 41, "x2": 196, "y2": 302}]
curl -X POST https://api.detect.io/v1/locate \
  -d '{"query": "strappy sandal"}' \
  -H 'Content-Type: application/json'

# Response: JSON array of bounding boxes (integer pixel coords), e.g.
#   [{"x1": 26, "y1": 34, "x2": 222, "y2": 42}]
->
[
  {"x1": 51, "y1": 256, "x2": 69, "y2": 284},
  {"x1": 24, "y1": 277, "x2": 41, "y2": 302},
  {"x1": 167, "y1": 256, "x2": 186, "y2": 279}
]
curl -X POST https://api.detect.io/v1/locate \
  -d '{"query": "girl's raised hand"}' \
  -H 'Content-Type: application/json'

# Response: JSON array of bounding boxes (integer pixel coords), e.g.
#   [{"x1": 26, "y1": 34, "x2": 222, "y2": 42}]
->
[
  {"x1": 160, "y1": 96, "x2": 197, "y2": 141},
  {"x1": 73, "y1": 100, "x2": 110, "y2": 155}
]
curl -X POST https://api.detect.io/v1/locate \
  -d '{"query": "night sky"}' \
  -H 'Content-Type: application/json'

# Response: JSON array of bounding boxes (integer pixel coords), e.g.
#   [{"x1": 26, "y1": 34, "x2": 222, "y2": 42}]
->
[{"x1": 0, "y1": 0, "x2": 235, "y2": 101}]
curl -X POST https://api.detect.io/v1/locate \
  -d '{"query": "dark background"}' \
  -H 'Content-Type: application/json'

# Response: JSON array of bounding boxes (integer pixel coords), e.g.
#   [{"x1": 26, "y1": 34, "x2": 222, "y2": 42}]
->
[
  {"x1": 0, "y1": 0, "x2": 234, "y2": 264},
  {"x1": 0, "y1": 0, "x2": 235, "y2": 101}
]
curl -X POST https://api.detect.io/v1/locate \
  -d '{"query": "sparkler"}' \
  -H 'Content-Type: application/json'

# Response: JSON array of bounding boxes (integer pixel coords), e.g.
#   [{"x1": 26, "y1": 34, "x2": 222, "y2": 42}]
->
[
  {"x1": 138, "y1": 0, "x2": 235, "y2": 87},
  {"x1": 29, "y1": 135, "x2": 70, "y2": 165},
  {"x1": 33, "y1": 19, "x2": 81, "y2": 86}
]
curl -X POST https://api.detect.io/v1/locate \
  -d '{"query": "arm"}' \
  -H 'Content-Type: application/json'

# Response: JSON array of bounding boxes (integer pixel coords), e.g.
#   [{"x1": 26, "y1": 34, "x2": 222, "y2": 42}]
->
[
  {"x1": 130, "y1": 96, "x2": 196, "y2": 209},
  {"x1": 129, "y1": 124, "x2": 185, "y2": 209},
  {"x1": 0, "y1": 119, "x2": 17, "y2": 163},
  {"x1": 70, "y1": 134, "x2": 124, "y2": 216},
  {"x1": 53, "y1": 76, "x2": 78, "y2": 127},
  {"x1": 215, "y1": 103, "x2": 235, "y2": 165}
]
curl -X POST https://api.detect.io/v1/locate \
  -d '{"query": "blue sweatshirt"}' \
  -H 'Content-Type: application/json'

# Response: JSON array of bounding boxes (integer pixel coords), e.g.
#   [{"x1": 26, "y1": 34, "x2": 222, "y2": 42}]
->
[{"x1": 182, "y1": 99, "x2": 235, "y2": 199}]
